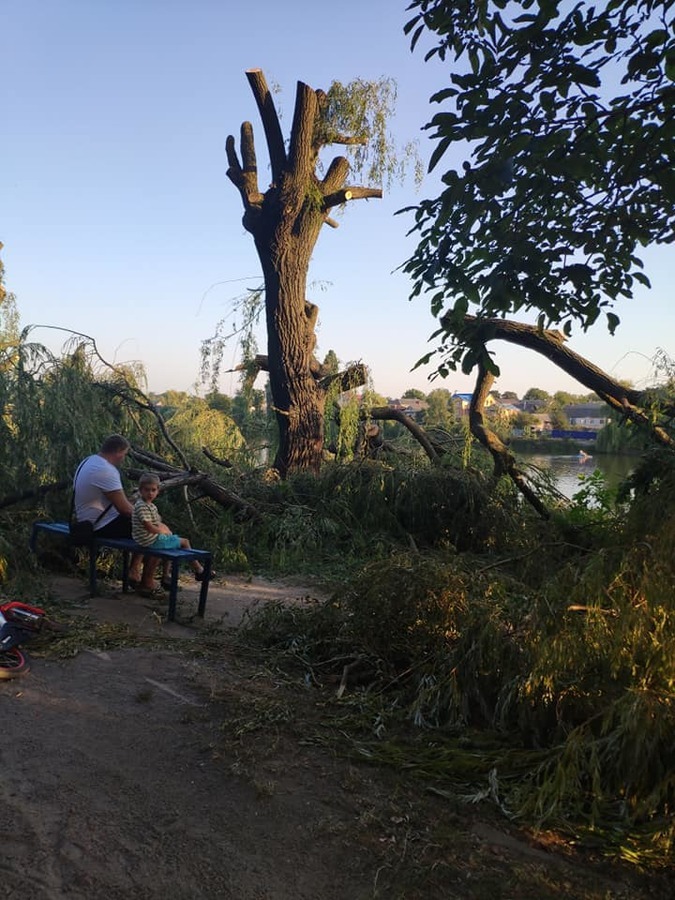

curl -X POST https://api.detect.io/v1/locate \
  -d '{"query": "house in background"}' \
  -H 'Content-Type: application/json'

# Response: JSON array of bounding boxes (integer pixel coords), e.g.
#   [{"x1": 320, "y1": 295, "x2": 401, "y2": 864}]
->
[
  {"x1": 494, "y1": 401, "x2": 521, "y2": 419},
  {"x1": 513, "y1": 397, "x2": 548, "y2": 414},
  {"x1": 563, "y1": 402, "x2": 611, "y2": 429},
  {"x1": 451, "y1": 392, "x2": 497, "y2": 418}
]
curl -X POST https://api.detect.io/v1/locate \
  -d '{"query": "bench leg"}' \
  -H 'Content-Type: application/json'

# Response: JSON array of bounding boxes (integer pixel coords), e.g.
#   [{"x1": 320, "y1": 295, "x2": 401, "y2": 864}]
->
[
  {"x1": 121, "y1": 551, "x2": 131, "y2": 592},
  {"x1": 29, "y1": 523, "x2": 40, "y2": 552},
  {"x1": 197, "y1": 557, "x2": 211, "y2": 618},
  {"x1": 166, "y1": 561, "x2": 180, "y2": 622}
]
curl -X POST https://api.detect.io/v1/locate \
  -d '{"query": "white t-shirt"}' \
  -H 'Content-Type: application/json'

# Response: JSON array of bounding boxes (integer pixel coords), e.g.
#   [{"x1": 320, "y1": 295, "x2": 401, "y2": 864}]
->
[{"x1": 73, "y1": 454, "x2": 124, "y2": 530}]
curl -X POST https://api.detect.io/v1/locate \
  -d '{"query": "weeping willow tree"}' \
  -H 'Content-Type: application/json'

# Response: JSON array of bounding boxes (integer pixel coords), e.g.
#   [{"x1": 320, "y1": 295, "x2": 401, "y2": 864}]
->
[
  {"x1": 0, "y1": 332, "x2": 152, "y2": 504},
  {"x1": 224, "y1": 70, "x2": 419, "y2": 477},
  {"x1": 165, "y1": 396, "x2": 247, "y2": 463}
]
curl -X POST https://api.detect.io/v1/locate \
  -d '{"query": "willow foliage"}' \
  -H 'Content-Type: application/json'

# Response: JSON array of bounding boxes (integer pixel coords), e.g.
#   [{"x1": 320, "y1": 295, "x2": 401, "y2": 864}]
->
[{"x1": 239, "y1": 459, "x2": 675, "y2": 864}]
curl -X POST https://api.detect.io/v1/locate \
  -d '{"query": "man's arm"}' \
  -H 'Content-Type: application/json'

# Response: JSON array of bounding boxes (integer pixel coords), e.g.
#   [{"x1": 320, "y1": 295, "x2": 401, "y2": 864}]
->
[
  {"x1": 135, "y1": 503, "x2": 172, "y2": 535},
  {"x1": 139, "y1": 511, "x2": 168, "y2": 536},
  {"x1": 103, "y1": 489, "x2": 134, "y2": 517}
]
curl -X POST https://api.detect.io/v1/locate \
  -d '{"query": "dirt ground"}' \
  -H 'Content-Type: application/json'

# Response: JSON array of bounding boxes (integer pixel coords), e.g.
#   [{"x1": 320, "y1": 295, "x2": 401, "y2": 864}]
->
[{"x1": 2, "y1": 572, "x2": 673, "y2": 900}]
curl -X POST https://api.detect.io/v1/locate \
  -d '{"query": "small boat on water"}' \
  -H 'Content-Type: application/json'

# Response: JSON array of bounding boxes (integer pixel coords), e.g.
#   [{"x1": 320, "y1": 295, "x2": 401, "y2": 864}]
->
[{"x1": 578, "y1": 450, "x2": 593, "y2": 462}]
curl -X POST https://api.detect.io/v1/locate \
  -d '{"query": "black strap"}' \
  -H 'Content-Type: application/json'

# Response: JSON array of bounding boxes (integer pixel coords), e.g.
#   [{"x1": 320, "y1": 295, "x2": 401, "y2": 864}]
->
[{"x1": 71, "y1": 458, "x2": 113, "y2": 526}]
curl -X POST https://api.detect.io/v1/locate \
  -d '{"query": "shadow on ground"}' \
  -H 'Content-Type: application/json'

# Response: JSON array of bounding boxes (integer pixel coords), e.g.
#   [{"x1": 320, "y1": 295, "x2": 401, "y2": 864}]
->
[{"x1": 46, "y1": 571, "x2": 324, "y2": 637}]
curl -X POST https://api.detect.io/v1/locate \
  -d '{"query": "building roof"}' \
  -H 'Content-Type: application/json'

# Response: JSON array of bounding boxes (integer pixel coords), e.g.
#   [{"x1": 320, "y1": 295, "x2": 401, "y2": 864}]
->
[{"x1": 564, "y1": 403, "x2": 610, "y2": 418}]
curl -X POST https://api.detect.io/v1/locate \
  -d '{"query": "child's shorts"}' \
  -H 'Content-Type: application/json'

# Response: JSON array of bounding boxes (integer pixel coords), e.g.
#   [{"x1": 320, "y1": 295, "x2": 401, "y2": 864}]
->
[{"x1": 153, "y1": 534, "x2": 182, "y2": 550}]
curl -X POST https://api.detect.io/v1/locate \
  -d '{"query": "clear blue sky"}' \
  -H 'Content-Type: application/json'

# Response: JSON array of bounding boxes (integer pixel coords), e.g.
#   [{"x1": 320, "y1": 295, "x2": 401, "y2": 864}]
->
[{"x1": 4, "y1": 0, "x2": 672, "y2": 400}]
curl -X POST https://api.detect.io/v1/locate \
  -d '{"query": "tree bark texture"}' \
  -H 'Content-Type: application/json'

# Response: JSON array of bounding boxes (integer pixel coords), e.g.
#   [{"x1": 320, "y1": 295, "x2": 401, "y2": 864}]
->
[
  {"x1": 468, "y1": 363, "x2": 551, "y2": 518},
  {"x1": 226, "y1": 70, "x2": 381, "y2": 476}
]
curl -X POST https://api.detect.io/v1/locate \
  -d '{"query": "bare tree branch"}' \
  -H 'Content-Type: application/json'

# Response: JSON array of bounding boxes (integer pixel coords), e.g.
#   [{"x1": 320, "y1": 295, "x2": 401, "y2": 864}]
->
[
  {"x1": 323, "y1": 186, "x2": 383, "y2": 209},
  {"x1": 367, "y1": 407, "x2": 440, "y2": 464},
  {"x1": 201, "y1": 447, "x2": 233, "y2": 469},
  {"x1": 288, "y1": 81, "x2": 318, "y2": 184},
  {"x1": 455, "y1": 315, "x2": 674, "y2": 450},
  {"x1": 245, "y1": 69, "x2": 286, "y2": 182},
  {"x1": 469, "y1": 362, "x2": 550, "y2": 518},
  {"x1": 320, "y1": 157, "x2": 350, "y2": 194}
]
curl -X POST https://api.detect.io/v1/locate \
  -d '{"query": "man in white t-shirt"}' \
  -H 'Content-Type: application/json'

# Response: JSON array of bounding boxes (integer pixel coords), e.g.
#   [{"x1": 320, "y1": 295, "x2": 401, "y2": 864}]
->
[{"x1": 73, "y1": 434, "x2": 161, "y2": 595}]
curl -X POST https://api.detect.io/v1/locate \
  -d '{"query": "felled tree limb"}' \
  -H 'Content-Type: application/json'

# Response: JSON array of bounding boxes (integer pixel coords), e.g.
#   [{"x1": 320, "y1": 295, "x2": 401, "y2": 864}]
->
[
  {"x1": 367, "y1": 407, "x2": 440, "y2": 464},
  {"x1": 0, "y1": 479, "x2": 70, "y2": 510},
  {"x1": 128, "y1": 448, "x2": 186, "y2": 474},
  {"x1": 454, "y1": 315, "x2": 673, "y2": 450},
  {"x1": 468, "y1": 361, "x2": 550, "y2": 519},
  {"x1": 128, "y1": 448, "x2": 260, "y2": 521},
  {"x1": 201, "y1": 447, "x2": 233, "y2": 469}
]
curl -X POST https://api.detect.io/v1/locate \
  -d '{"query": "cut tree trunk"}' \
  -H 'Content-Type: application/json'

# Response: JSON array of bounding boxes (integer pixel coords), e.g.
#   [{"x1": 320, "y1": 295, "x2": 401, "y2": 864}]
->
[{"x1": 226, "y1": 70, "x2": 381, "y2": 476}]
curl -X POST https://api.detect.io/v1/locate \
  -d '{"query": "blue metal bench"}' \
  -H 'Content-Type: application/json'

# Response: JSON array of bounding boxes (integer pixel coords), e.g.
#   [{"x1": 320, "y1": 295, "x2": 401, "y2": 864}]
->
[{"x1": 30, "y1": 521, "x2": 212, "y2": 623}]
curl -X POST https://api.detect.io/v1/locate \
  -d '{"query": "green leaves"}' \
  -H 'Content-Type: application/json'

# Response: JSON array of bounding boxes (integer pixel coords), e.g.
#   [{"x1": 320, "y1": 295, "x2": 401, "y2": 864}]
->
[
  {"x1": 403, "y1": 0, "x2": 675, "y2": 377},
  {"x1": 321, "y1": 77, "x2": 422, "y2": 190},
  {"x1": 666, "y1": 49, "x2": 675, "y2": 82},
  {"x1": 606, "y1": 312, "x2": 620, "y2": 334}
]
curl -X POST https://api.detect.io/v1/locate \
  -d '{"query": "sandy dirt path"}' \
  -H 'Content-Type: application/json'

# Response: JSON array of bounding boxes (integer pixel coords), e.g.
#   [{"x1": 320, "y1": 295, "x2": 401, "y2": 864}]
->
[{"x1": 3, "y1": 573, "x2": 672, "y2": 899}]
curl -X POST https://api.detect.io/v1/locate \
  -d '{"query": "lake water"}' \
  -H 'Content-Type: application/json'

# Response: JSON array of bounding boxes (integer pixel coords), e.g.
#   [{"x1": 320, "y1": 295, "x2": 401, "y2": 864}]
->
[{"x1": 517, "y1": 453, "x2": 637, "y2": 500}]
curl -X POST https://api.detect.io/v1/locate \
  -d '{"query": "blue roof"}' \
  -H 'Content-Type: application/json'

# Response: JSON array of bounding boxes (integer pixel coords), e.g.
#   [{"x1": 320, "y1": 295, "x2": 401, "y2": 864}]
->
[{"x1": 452, "y1": 393, "x2": 473, "y2": 401}]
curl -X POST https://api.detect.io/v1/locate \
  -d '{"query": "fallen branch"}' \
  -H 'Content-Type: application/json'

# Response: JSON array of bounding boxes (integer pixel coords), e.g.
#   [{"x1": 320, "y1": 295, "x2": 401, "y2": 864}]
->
[
  {"x1": 469, "y1": 361, "x2": 550, "y2": 519},
  {"x1": 202, "y1": 447, "x2": 234, "y2": 469},
  {"x1": 128, "y1": 447, "x2": 261, "y2": 521},
  {"x1": 0, "y1": 479, "x2": 70, "y2": 510},
  {"x1": 367, "y1": 407, "x2": 440, "y2": 464}
]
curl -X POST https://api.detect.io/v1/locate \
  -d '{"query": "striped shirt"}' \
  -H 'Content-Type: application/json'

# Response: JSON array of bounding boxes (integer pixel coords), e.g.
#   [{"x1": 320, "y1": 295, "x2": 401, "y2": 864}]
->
[{"x1": 132, "y1": 499, "x2": 161, "y2": 547}]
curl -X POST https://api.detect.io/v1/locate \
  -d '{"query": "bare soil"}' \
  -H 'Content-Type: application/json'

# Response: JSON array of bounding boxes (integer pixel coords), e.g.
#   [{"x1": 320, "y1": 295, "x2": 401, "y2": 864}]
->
[{"x1": 2, "y1": 573, "x2": 673, "y2": 899}]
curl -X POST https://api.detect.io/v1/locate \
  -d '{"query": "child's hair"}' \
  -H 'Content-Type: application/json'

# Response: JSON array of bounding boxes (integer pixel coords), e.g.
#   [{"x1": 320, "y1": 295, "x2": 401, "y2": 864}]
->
[{"x1": 138, "y1": 472, "x2": 160, "y2": 488}]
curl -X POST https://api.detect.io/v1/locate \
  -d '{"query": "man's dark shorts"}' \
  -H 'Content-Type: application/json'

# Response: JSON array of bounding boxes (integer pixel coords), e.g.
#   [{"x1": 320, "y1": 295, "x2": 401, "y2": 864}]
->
[{"x1": 95, "y1": 516, "x2": 132, "y2": 539}]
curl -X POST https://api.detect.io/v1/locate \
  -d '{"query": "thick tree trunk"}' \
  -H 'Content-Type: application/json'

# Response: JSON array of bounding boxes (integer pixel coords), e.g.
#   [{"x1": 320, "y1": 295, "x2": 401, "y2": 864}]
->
[
  {"x1": 261, "y1": 250, "x2": 327, "y2": 476},
  {"x1": 468, "y1": 363, "x2": 551, "y2": 518},
  {"x1": 226, "y1": 70, "x2": 381, "y2": 477}
]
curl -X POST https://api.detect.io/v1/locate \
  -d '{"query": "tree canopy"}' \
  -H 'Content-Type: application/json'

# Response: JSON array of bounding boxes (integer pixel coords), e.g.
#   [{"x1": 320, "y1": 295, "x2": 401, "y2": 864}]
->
[{"x1": 403, "y1": 0, "x2": 675, "y2": 377}]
